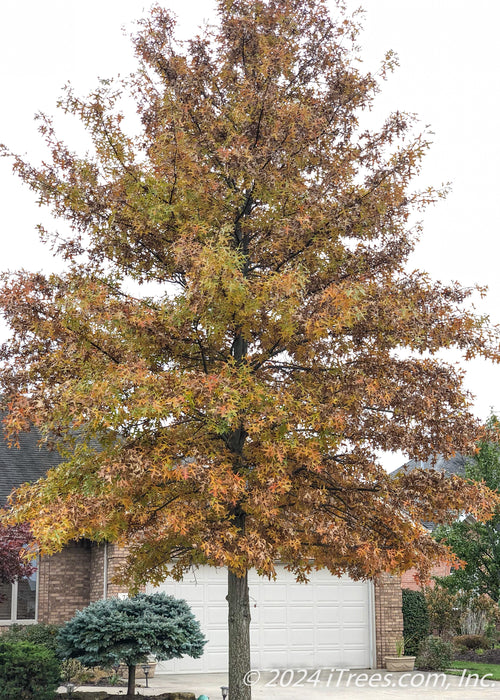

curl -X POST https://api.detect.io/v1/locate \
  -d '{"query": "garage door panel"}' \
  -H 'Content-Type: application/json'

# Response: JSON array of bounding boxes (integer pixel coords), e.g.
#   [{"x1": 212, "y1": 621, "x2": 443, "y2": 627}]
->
[
  {"x1": 204, "y1": 628, "x2": 227, "y2": 646},
  {"x1": 316, "y1": 628, "x2": 341, "y2": 645},
  {"x1": 343, "y1": 629, "x2": 370, "y2": 645},
  {"x1": 287, "y1": 586, "x2": 317, "y2": 602},
  {"x1": 258, "y1": 607, "x2": 287, "y2": 624},
  {"x1": 289, "y1": 628, "x2": 315, "y2": 646},
  {"x1": 253, "y1": 650, "x2": 288, "y2": 668},
  {"x1": 341, "y1": 650, "x2": 369, "y2": 666},
  {"x1": 341, "y1": 585, "x2": 368, "y2": 602},
  {"x1": 260, "y1": 629, "x2": 290, "y2": 646},
  {"x1": 179, "y1": 587, "x2": 204, "y2": 602},
  {"x1": 313, "y1": 606, "x2": 340, "y2": 624},
  {"x1": 260, "y1": 585, "x2": 287, "y2": 602},
  {"x1": 149, "y1": 566, "x2": 373, "y2": 673},
  {"x1": 207, "y1": 583, "x2": 225, "y2": 597},
  {"x1": 288, "y1": 605, "x2": 317, "y2": 624},
  {"x1": 314, "y1": 650, "x2": 343, "y2": 666},
  {"x1": 342, "y1": 607, "x2": 368, "y2": 624},
  {"x1": 316, "y1": 584, "x2": 341, "y2": 601},
  {"x1": 206, "y1": 607, "x2": 226, "y2": 625},
  {"x1": 287, "y1": 650, "x2": 315, "y2": 667}
]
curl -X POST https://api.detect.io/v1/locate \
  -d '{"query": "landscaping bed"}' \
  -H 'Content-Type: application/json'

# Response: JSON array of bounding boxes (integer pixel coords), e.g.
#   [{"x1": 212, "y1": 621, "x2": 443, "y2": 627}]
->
[
  {"x1": 454, "y1": 648, "x2": 500, "y2": 664},
  {"x1": 58, "y1": 693, "x2": 196, "y2": 700}
]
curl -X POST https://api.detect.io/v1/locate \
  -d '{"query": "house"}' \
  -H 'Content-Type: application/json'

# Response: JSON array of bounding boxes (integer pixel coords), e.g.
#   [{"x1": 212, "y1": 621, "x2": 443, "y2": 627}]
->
[
  {"x1": 0, "y1": 423, "x2": 403, "y2": 670},
  {"x1": 393, "y1": 455, "x2": 469, "y2": 591}
]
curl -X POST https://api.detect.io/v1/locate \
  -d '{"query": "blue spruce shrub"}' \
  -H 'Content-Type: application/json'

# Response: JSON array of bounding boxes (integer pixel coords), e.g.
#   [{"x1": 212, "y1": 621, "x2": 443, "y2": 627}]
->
[{"x1": 58, "y1": 592, "x2": 206, "y2": 695}]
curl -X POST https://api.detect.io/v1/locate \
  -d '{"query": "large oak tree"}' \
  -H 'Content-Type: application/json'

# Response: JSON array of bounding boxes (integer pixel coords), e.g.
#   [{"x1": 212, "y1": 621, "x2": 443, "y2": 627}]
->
[{"x1": 1, "y1": 1, "x2": 499, "y2": 697}]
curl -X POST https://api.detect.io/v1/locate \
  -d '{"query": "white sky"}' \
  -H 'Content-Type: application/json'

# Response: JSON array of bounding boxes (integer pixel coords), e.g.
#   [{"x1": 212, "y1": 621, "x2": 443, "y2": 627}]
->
[{"x1": 0, "y1": 1, "x2": 499, "y2": 467}]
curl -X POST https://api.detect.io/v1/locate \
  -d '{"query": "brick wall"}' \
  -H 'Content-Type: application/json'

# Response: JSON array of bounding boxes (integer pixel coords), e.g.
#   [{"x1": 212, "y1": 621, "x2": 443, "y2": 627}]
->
[
  {"x1": 106, "y1": 543, "x2": 146, "y2": 597},
  {"x1": 89, "y1": 543, "x2": 105, "y2": 602},
  {"x1": 37, "y1": 540, "x2": 91, "y2": 624},
  {"x1": 401, "y1": 563, "x2": 452, "y2": 591},
  {"x1": 373, "y1": 573, "x2": 404, "y2": 667}
]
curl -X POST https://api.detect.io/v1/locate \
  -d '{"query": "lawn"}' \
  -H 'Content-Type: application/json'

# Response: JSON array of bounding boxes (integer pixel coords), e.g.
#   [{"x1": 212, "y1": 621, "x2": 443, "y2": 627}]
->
[{"x1": 449, "y1": 661, "x2": 500, "y2": 682}]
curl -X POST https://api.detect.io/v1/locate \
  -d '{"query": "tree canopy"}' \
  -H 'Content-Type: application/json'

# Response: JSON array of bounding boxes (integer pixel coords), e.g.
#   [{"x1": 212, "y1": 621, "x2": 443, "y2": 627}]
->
[
  {"x1": 434, "y1": 417, "x2": 500, "y2": 601},
  {"x1": 0, "y1": 523, "x2": 35, "y2": 586},
  {"x1": 0, "y1": 1, "x2": 499, "y2": 696}
]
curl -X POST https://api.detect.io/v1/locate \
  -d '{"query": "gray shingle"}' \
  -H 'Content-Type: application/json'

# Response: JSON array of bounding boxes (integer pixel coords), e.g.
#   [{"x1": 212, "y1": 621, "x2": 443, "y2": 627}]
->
[
  {"x1": 0, "y1": 422, "x2": 62, "y2": 506},
  {"x1": 391, "y1": 453, "x2": 470, "y2": 477}
]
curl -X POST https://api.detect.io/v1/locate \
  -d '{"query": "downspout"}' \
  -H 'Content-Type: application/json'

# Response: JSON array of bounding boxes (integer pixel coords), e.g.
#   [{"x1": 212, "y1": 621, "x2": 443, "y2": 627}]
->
[
  {"x1": 368, "y1": 579, "x2": 377, "y2": 668},
  {"x1": 103, "y1": 542, "x2": 108, "y2": 600}
]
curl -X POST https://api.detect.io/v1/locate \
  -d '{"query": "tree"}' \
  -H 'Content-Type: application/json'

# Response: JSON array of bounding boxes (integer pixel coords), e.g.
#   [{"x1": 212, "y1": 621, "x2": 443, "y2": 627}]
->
[
  {"x1": 434, "y1": 417, "x2": 500, "y2": 601},
  {"x1": 0, "y1": 1, "x2": 499, "y2": 698},
  {"x1": 57, "y1": 593, "x2": 206, "y2": 697},
  {"x1": 0, "y1": 522, "x2": 35, "y2": 586}
]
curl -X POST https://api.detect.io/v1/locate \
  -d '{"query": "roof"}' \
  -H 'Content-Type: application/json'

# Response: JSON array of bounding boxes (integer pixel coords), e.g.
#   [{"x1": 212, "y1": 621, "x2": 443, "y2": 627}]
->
[
  {"x1": 0, "y1": 422, "x2": 62, "y2": 506},
  {"x1": 391, "y1": 453, "x2": 470, "y2": 478},
  {"x1": 391, "y1": 453, "x2": 473, "y2": 531}
]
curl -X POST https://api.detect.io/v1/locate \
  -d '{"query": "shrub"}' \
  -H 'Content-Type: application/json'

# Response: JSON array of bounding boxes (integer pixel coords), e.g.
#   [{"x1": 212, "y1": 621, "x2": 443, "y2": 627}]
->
[
  {"x1": 452, "y1": 634, "x2": 491, "y2": 651},
  {"x1": 0, "y1": 638, "x2": 60, "y2": 700},
  {"x1": 424, "y1": 586, "x2": 460, "y2": 637},
  {"x1": 1, "y1": 623, "x2": 61, "y2": 656},
  {"x1": 59, "y1": 658, "x2": 96, "y2": 685},
  {"x1": 416, "y1": 635, "x2": 454, "y2": 671},
  {"x1": 58, "y1": 592, "x2": 206, "y2": 696},
  {"x1": 457, "y1": 593, "x2": 500, "y2": 639},
  {"x1": 426, "y1": 586, "x2": 500, "y2": 639},
  {"x1": 402, "y1": 588, "x2": 429, "y2": 656}
]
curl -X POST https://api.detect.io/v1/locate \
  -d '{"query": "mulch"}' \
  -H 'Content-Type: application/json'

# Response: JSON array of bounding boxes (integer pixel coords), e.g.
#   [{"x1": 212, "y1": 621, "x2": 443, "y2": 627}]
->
[
  {"x1": 454, "y1": 648, "x2": 500, "y2": 664},
  {"x1": 59, "y1": 693, "x2": 196, "y2": 700}
]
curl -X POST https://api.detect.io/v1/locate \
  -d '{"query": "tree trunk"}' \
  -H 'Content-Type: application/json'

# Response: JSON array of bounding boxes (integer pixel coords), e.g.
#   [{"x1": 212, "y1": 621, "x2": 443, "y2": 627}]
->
[
  {"x1": 127, "y1": 664, "x2": 136, "y2": 696},
  {"x1": 228, "y1": 568, "x2": 252, "y2": 700}
]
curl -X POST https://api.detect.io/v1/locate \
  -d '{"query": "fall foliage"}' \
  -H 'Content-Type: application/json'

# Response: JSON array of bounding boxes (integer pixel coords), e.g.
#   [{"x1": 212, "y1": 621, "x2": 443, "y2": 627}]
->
[
  {"x1": 0, "y1": 523, "x2": 35, "y2": 585},
  {"x1": 434, "y1": 416, "x2": 500, "y2": 601},
  {"x1": 0, "y1": 0, "x2": 499, "y2": 697}
]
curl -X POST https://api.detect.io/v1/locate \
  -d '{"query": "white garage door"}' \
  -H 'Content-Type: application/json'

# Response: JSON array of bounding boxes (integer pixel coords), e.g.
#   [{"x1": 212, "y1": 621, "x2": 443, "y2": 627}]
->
[{"x1": 147, "y1": 565, "x2": 375, "y2": 673}]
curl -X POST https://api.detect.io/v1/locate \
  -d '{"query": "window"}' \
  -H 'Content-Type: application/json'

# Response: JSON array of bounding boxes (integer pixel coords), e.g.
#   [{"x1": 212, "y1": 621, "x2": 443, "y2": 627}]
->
[{"x1": 0, "y1": 568, "x2": 37, "y2": 624}]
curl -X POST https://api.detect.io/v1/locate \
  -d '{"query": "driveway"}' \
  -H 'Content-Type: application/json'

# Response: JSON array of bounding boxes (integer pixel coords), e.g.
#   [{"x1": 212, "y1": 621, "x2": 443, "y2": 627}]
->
[{"x1": 63, "y1": 669, "x2": 500, "y2": 699}]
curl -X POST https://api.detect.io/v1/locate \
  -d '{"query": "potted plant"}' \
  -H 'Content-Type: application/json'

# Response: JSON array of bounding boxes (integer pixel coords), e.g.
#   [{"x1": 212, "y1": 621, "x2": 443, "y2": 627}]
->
[{"x1": 385, "y1": 636, "x2": 416, "y2": 671}]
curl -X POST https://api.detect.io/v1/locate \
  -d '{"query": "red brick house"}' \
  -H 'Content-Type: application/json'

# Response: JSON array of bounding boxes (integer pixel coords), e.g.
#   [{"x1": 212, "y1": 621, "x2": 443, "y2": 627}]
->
[{"x1": 0, "y1": 423, "x2": 403, "y2": 669}]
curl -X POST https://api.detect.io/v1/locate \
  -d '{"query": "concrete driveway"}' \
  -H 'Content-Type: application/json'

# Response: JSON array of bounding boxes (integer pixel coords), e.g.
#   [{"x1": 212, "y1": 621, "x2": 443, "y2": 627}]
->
[{"x1": 63, "y1": 668, "x2": 500, "y2": 699}]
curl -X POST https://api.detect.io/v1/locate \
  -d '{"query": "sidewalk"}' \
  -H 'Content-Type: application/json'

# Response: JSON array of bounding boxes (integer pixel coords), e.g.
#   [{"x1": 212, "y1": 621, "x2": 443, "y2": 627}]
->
[{"x1": 61, "y1": 668, "x2": 500, "y2": 699}]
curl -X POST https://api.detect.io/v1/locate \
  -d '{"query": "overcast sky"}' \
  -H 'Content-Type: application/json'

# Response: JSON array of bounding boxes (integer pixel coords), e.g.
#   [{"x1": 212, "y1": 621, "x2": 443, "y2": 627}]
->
[{"x1": 0, "y1": 1, "x2": 499, "y2": 465}]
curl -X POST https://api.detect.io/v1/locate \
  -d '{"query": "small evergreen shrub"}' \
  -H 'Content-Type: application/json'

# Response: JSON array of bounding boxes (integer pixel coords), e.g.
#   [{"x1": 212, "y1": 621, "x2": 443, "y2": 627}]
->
[
  {"x1": 453, "y1": 634, "x2": 491, "y2": 651},
  {"x1": 416, "y1": 635, "x2": 454, "y2": 671},
  {"x1": 1, "y1": 623, "x2": 61, "y2": 656},
  {"x1": 0, "y1": 638, "x2": 60, "y2": 700},
  {"x1": 58, "y1": 592, "x2": 206, "y2": 696},
  {"x1": 402, "y1": 588, "x2": 430, "y2": 656}
]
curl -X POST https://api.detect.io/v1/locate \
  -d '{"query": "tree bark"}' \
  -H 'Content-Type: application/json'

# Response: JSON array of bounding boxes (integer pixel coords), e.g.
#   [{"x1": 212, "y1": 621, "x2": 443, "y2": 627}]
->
[
  {"x1": 228, "y1": 568, "x2": 252, "y2": 700},
  {"x1": 127, "y1": 664, "x2": 136, "y2": 696}
]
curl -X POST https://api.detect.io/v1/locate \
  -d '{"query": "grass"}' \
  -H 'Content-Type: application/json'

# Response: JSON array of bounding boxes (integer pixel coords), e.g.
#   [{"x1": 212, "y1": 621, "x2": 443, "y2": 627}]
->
[{"x1": 449, "y1": 661, "x2": 500, "y2": 681}]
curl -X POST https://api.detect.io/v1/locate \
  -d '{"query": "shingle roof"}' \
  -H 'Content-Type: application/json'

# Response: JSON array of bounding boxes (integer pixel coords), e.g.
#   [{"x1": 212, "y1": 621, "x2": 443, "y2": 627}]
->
[
  {"x1": 391, "y1": 453, "x2": 470, "y2": 478},
  {"x1": 390, "y1": 453, "x2": 473, "y2": 531},
  {"x1": 0, "y1": 422, "x2": 62, "y2": 506}
]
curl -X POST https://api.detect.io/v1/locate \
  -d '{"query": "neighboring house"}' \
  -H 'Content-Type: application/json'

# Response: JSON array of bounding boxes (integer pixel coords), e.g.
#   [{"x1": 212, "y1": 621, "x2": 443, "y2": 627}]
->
[
  {"x1": 393, "y1": 455, "x2": 469, "y2": 591},
  {"x1": 0, "y1": 423, "x2": 403, "y2": 670}
]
